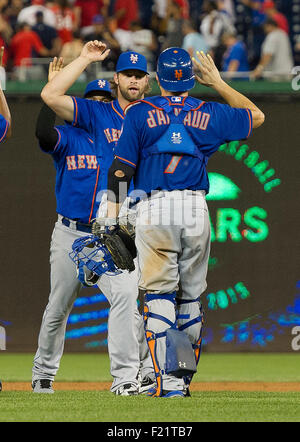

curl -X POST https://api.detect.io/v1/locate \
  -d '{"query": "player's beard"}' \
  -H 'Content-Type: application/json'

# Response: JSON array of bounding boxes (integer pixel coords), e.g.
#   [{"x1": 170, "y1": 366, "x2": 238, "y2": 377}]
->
[{"x1": 118, "y1": 84, "x2": 144, "y2": 102}]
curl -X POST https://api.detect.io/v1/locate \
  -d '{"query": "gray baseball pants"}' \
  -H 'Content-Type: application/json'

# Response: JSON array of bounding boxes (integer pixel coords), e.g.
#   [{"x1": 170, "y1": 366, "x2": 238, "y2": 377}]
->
[
  {"x1": 135, "y1": 190, "x2": 210, "y2": 392},
  {"x1": 32, "y1": 216, "x2": 153, "y2": 391}
]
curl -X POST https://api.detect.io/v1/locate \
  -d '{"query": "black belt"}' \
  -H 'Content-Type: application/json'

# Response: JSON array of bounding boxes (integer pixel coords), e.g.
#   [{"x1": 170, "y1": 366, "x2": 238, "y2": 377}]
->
[{"x1": 61, "y1": 217, "x2": 93, "y2": 233}]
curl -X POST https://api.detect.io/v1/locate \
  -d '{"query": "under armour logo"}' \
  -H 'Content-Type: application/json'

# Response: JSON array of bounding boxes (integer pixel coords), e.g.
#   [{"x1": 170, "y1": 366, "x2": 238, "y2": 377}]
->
[
  {"x1": 171, "y1": 132, "x2": 182, "y2": 144},
  {"x1": 130, "y1": 54, "x2": 138, "y2": 64},
  {"x1": 175, "y1": 69, "x2": 183, "y2": 80},
  {"x1": 179, "y1": 361, "x2": 186, "y2": 368},
  {"x1": 98, "y1": 80, "x2": 106, "y2": 88}
]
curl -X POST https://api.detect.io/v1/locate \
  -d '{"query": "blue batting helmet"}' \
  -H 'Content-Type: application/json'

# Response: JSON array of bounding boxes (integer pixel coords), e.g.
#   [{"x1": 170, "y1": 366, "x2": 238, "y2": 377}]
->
[
  {"x1": 69, "y1": 235, "x2": 121, "y2": 286},
  {"x1": 157, "y1": 47, "x2": 195, "y2": 92},
  {"x1": 84, "y1": 79, "x2": 112, "y2": 98}
]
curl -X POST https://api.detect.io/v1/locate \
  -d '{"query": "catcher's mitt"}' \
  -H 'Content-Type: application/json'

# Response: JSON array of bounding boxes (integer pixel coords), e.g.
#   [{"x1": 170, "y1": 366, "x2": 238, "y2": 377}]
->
[
  {"x1": 103, "y1": 229, "x2": 136, "y2": 272},
  {"x1": 91, "y1": 217, "x2": 136, "y2": 272}
]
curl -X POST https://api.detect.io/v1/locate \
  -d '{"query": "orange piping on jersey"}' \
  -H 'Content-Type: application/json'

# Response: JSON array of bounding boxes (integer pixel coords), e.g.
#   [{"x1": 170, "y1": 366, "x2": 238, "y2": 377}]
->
[
  {"x1": 246, "y1": 108, "x2": 252, "y2": 138},
  {"x1": 138, "y1": 99, "x2": 164, "y2": 110},
  {"x1": 111, "y1": 102, "x2": 124, "y2": 120},
  {"x1": 53, "y1": 127, "x2": 62, "y2": 152},
  {"x1": 164, "y1": 155, "x2": 183, "y2": 174},
  {"x1": 125, "y1": 98, "x2": 206, "y2": 115},
  {"x1": 124, "y1": 100, "x2": 142, "y2": 114},
  {"x1": 193, "y1": 101, "x2": 206, "y2": 111},
  {"x1": 115, "y1": 155, "x2": 136, "y2": 168},
  {"x1": 88, "y1": 165, "x2": 100, "y2": 223},
  {"x1": 0, "y1": 119, "x2": 9, "y2": 143}
]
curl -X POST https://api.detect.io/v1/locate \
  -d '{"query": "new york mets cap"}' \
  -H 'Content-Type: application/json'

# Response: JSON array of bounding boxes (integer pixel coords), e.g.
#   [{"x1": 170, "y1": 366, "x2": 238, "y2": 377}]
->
[
  {"x1": 116, "y1": 51, "x2": 149, "y2": 74},
  {"x1": 84, "y1": 79, "x2": 112, "y2": 97}
]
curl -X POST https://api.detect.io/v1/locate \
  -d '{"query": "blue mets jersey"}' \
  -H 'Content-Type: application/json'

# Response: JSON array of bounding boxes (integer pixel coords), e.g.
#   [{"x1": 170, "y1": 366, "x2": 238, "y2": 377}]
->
[
  {"x1": 70, "y1": 97, "x2": 124, "y2": 191},
  {"x1": 40, "y1": 124, "x2": 101, "y2": 224},
  {"x1": 114, "y1": 96, "x2": 252, "y2": 195},
  {"x1": 0, "y1": 114, "x2": 9, "y2": 143}
]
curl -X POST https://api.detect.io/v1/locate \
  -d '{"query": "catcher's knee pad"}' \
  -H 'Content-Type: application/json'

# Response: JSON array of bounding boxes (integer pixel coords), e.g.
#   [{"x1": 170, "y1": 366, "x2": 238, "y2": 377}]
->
[
  {"x1": 176, "y1": 297, "x2": 204, "y2": 369},
  {"x1": 143, "y1": 292, "x2": 196, "y2": 396}
]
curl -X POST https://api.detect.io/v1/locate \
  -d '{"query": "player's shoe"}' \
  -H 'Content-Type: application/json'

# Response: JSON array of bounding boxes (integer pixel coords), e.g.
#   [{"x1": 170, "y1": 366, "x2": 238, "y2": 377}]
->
[
  {"x1": 161, "y1": 390, "x2": 186, "y2": 398},
  {"x1": 32, "y1": 379, "x2": 54, "y2": 394},
  {"x1": 138, "y1": 375, "x2": 156, "y2": 394},
  {"x1": 0, "y1": 380, "x2": 2, "y2": 392},
  {"x1": 114, "y1": 383, "x2": 139, "y2": 396},
  {"x1": 185, "y1": 387, "x2": 191, "y2": 397},
  {"x1": 147, "y1": 387, "x2": 189, "y2": 398}
]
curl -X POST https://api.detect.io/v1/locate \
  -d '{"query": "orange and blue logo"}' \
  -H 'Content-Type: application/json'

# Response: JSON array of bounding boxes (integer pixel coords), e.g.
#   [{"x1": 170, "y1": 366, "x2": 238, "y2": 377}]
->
[{"x1": 175, "y1": 69, "x2": 183, "y2": 80}]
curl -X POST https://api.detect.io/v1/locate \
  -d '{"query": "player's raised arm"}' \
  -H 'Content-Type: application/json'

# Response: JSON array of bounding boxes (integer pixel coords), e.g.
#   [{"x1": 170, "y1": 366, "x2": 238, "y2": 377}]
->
[
  {"x1": 41, "y1": 40, "x2": 110, "y2": 122},
  {"x1": 36, "y1": 58, "x2": 65, "y2": 151},
  {"x1": 193, "y1": 51, "x2": 265, "y2": 129},
  {"x1": 0, "y1": 47, "x2": 11, "y2": 138}
]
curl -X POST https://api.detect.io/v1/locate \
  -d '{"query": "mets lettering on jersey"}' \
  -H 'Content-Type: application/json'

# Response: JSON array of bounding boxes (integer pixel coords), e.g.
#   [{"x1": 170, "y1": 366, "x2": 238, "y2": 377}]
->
[
  {"x1": 65, "y1": 154, "x2": 98, "y2": 170},
  {"x1": 115, "y1": 95, "x2": 252, "y2": 195},
  {"x1": 70, "y1": 96, "x2": 124, "y2": 190},
  {"x1": 40, "y1": 124, "x2": 102, "y2": 223}
]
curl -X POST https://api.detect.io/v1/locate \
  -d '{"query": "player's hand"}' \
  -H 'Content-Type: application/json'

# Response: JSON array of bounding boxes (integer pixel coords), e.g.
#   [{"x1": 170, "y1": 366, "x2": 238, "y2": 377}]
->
[
  {"x1": 80, "y1": 40, "x2": 110, "y2": 63},
  {"x1": 192, "y1": 51, "x2": 223, "y2": 88},
  {"x1": 48, "y1": 57, "x2": 64, "y2": 82}
]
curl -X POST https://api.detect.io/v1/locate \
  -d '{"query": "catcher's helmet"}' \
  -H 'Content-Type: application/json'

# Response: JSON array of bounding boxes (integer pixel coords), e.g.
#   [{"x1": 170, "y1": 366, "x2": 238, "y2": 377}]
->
[
  {"x1": 157, "y1": 47, "x2": 195, "y2": 92},
  {"x1": 69, "y1": 235, "x2": 121, "y2": 286}
]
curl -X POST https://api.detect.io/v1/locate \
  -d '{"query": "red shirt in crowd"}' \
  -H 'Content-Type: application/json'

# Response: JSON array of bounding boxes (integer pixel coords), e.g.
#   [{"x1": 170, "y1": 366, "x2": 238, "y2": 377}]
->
[
  {"x1": 10, "y1": 30, "x2": 44, "y2": 66},
  {"x1": 74, "y1": 0, "x2": 103, "y2": 27},
  {"x1": 49, "y1": 4, "x2": 76, "y2": 43},
  {"x1": 173, "y1": 0, "x2": 189, "y2": 19},
  {"x1": 114, "y1": 0, "x2": 138, "y2": 30},
  {"x1": 273, "y1": 12, "x2": 289, "y2": 34}
]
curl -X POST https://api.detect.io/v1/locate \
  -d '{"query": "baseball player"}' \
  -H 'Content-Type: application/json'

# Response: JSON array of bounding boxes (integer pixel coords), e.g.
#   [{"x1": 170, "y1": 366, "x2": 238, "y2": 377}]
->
[
  {"x1": 104, "y1": 48, "x2": 265, "y2": 397},
  {"x1": 35, "y1": 46, "x2": 155, "y2": 396},
  {"x1": 0, "y1": 46, "x2": 11, "y2": 393},
  {"x1": 0, "y1": 47, "x2": 11, "y2": 143},
  {"x1": 32, "y1": 57, "x2": 154, "y2": 396}
]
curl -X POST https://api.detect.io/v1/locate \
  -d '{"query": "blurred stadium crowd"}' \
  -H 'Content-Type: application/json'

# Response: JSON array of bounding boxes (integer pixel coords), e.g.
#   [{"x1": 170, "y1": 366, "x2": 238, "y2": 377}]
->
[{"x1": 0, "y1": 0, "x2": 298, "y2": 81}]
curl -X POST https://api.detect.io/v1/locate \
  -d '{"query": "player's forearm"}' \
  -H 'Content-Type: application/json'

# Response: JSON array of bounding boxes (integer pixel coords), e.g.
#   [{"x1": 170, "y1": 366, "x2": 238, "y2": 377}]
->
[
  {"x1": 0, "y1": 88, "x2": 11, "y2": 137},
  {"x1": 212, "y1": 79, "x2": 265, "y2": 128},
  {"x1": 41, "y1": 55, "x2": 90, "y2": 120},
  {"x1": 44, "y1": 55, "x2": 90, "y2": 97}
]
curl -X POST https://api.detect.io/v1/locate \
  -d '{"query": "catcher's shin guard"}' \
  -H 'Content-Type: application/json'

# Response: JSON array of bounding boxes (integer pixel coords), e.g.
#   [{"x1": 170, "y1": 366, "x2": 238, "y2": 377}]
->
[
  {"x1": 143, "y1": 292, "x2": 197, "y2": 396},
  {"x1": 176, "y1": 297, "x2": 204, "y2": 383},
  {"x1": 143, "y1": 292, "x2": 177, "y2": 397}
]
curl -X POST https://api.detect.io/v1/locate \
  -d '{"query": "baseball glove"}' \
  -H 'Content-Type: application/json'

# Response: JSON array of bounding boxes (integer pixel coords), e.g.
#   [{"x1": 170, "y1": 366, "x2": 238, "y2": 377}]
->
[
  {"x1": 103, "y1": 229, "x2": 136, "y2": 272},
  {"x1": 92, "y1": 218, "x2": 136, "y2": 272}
]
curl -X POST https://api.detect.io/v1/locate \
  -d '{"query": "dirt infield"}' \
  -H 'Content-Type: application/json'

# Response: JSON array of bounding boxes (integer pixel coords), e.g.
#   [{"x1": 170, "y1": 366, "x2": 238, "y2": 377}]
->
[{"x1": 3, "y1": 382, "x2": 300, "y2": 392}]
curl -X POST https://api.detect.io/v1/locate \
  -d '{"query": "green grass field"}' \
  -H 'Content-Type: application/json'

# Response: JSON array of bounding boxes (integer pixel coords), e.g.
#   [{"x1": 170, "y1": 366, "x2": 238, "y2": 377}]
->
[{"x1": 1, "y1": 352, "x2": 300, "y2": 423}]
